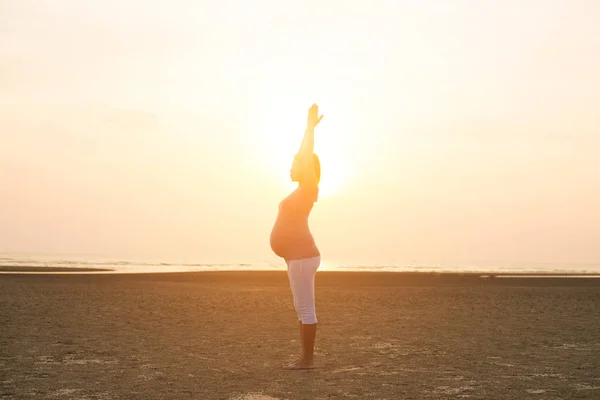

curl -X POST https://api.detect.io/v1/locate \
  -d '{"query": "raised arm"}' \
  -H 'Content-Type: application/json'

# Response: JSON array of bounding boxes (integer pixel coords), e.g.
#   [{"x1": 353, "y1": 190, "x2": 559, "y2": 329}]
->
[{"x1": 297, "y1": 104, "x2": 323, "y2": 187}]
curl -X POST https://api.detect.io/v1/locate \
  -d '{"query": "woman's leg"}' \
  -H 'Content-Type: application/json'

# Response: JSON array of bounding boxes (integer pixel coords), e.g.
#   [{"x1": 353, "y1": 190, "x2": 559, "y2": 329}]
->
[
  {"x1": 287, "y1": 263, "x2": 304, "y2": 361},
  {"x1": 301, "y1": 322, "x2": 317, "y2": 363},
  {"x1": 286, "y1": 263, "x2": 304, "y2": 361},
  {"x1": 298, "y1": 320, "x2": 304, "y2": 355},
  {"x1": 300, "y1": 261, "x2": 318, "y2": 365},
  {"x1": 284, "y1": 257, "x2": 320, "y2": 369}
]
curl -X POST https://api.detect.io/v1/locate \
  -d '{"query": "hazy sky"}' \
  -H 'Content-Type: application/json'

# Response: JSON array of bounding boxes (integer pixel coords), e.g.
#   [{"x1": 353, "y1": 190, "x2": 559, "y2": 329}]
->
[{"x1": 2, "y1": 0, "x2": 599, "y2": 268}]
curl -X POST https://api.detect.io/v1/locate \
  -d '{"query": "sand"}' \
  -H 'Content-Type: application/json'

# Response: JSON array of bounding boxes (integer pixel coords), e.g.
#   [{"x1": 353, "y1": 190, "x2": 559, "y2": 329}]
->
[
  {"x1": 0, "y1": 267, "x2": 113, "y2": 272},
  {"x1": 1, "y1": 271, "x2": 599, "y2": 399}
]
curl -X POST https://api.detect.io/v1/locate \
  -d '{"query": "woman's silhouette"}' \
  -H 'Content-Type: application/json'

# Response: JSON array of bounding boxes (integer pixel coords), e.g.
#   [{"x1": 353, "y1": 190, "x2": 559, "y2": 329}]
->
[{"x1": 270, "y1": 104, "x2": 323, "y2": 370}]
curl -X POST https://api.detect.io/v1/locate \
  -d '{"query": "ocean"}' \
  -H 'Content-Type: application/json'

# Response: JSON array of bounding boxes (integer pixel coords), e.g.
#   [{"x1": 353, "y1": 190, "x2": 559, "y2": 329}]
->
[{"x1": 1, "y1": 253, "x2": 600, "y2": 274}]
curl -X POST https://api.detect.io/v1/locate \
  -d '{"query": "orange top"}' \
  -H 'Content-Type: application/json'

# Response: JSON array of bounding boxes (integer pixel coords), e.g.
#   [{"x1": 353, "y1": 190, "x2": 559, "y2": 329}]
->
[{"x1": 270, "y1": 186, "x2": 320, "y2": 262}]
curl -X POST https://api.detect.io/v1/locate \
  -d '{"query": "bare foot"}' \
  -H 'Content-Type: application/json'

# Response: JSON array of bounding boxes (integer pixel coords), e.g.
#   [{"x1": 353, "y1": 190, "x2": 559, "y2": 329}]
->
[{"x1": 282, "y1": 358, "x2": 316, "y2": 370}]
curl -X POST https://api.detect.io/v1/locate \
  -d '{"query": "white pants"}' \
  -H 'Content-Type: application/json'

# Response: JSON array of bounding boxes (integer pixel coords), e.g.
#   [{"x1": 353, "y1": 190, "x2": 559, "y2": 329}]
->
[{"x1": 286, "y1": 256, "x2": 320, "y2": 324}]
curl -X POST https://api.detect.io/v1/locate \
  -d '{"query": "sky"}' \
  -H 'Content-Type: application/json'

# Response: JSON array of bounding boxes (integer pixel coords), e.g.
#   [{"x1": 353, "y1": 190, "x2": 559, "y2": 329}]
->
[{"x1": 1, "y1": 0, "x2": 599, "y2": 268}]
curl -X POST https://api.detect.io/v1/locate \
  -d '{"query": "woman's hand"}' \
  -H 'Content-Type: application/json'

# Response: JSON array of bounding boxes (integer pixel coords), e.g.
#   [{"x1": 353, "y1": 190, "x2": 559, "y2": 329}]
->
[
  {"x1": 297, "y1": 104, "x2": 322, "y2": 186},
  {"x1": 306, "y1": 104, "x2": 324, "y2": 130}
]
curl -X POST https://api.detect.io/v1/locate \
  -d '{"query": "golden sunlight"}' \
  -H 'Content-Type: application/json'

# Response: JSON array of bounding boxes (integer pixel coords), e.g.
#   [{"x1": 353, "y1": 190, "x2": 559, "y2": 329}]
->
[
  {"x1": 250, "y1": 95, "x2": 349, "y2": 198},
  {"x1": 314, "y1": 139, "x2": 348, "y2": 198}
]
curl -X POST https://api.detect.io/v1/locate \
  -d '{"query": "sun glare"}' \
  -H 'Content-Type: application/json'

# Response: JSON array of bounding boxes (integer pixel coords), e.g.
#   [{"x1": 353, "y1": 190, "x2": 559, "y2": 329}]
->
[
  {"x1": 315, "y1": 141, "x2": 347, "y2": 198},
  {"x1": 250, "y1": 95, "x2": 349, "y2": 198}
]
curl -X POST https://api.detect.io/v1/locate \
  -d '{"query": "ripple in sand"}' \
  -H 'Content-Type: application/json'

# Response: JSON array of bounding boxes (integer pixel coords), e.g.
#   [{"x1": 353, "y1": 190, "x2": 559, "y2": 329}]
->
[
  {"x1": 50, "y1": 388, "x2": 80, "y2": 396},
  {"x1": 526, "y1": 389, "x2": 547, "y2": 394},
  {"x1": 574, "y1": 384, "x2": 600, "y2": 391},
  {"x1": 331, "y1": 367, "x2": 362, "y2": 373},
  {"x1": 63, "y1": 358, "x2": 118, "y2": 365},
  {"x1": 493, "y1": 362, "x2": 515, "y2": 367},
  {"x1": 530, "y1": 373, "x2": 563, "y2": 378},
  {"x1": 35, "y1": 355, "x2": 59, "y2": 365},
  {"x1": 34, "y1": 355, "x2": 118, "y2": 366},
  {"x1": 371, "y1": 342, "x2": 394, "y2": 349},
  {"x1": 554, "y1": 343, "x2": 591, "y2": 351},
  {"x1": 433, "y1": 385, "x2": 475, "y2": 396},
  {"x1": 230, "y1": 393, "x2": 280, "y2": 400}
]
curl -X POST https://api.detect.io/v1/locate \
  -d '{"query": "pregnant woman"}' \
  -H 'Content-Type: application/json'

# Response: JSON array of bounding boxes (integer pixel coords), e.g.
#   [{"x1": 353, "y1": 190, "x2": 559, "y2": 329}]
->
[{"x1": 270, "y1": 104, "x2": 323, "y2": 370}]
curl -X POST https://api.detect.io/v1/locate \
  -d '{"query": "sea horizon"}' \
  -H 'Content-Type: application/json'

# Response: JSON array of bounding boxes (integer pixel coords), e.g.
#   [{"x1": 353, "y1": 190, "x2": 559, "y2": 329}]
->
[{"x1": 2, "y1": 252, "x2": 599, "y2": 275}]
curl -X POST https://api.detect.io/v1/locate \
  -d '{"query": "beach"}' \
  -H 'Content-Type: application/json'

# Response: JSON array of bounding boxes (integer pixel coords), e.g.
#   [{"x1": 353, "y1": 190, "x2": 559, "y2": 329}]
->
[{"x1": 1, "y1": 271, "x2": 599, "y2": 399}]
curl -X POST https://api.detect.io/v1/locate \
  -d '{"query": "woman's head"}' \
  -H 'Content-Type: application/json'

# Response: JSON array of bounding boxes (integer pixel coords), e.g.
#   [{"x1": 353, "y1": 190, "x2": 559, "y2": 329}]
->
[{"x1": 290, "y1": 153, "x2": 321, "y2": 184}]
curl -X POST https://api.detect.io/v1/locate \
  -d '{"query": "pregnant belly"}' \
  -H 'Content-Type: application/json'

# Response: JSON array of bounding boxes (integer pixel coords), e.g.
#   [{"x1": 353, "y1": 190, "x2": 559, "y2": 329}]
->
[{"x1": 270, "y1": 223, "x2": 319, "y2": 260}]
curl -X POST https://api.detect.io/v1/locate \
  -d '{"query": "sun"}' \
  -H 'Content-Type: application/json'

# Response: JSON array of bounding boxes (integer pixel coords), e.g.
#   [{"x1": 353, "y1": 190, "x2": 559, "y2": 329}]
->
[
  {"x1": 314, "y1": 141, "x2": 347, "y2": 198},
  {"x1": 249, "y1": 97, "x2": 349, "y2": 198}
]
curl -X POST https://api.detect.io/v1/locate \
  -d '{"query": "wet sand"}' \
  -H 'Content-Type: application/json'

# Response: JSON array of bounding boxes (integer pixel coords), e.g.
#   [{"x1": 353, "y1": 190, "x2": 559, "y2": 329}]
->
[
  {"x1": 0, "y1": 267, "x2": 113, "y2": 272},
  {"x1": 1, "y1": 271, "x2": 599, "y2": 399}
]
